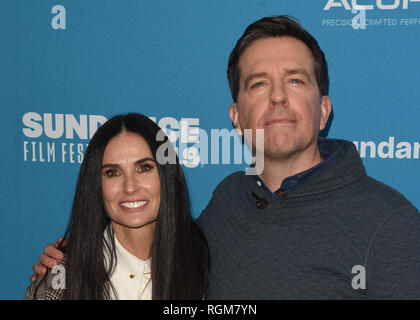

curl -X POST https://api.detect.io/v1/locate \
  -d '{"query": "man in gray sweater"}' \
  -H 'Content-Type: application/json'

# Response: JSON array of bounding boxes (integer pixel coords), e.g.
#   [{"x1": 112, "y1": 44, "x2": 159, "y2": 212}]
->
[
  {"x1": 196, "y1": 15, "x2": 420, "y2": 299},
  {"x1": 32, "y1": 16, "x2": 420, "y2": 299}
]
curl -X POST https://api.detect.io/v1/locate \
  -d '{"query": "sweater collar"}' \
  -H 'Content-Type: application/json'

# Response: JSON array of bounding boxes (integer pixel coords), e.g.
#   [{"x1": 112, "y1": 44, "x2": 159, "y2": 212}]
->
[{"x1": 248, "y1": 138, "x2": 366, "y2": 199}]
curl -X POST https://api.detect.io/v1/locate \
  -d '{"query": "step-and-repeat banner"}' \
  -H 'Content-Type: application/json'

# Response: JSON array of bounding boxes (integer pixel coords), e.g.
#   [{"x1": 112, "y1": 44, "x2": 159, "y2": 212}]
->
[{"x1": 1, "y1": 0, "x2": 419, "y2": 299}]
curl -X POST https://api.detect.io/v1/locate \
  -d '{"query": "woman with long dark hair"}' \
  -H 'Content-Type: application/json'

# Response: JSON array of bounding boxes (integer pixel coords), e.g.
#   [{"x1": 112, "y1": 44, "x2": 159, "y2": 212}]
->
[{"x1": 25, "y1": 113, "x2": 209, "y2": 299}]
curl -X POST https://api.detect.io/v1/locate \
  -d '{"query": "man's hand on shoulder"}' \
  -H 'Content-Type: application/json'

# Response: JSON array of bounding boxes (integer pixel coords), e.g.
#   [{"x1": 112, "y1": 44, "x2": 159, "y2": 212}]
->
[{"x1": 30, "y1": 237, "x2": 68, "y2": 282}]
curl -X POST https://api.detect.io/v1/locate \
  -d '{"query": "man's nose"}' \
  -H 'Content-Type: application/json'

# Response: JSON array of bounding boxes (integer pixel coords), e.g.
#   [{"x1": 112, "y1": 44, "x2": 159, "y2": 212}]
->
[{"x1": 269, "y1": 82, "x2": 289, "y2": 108}]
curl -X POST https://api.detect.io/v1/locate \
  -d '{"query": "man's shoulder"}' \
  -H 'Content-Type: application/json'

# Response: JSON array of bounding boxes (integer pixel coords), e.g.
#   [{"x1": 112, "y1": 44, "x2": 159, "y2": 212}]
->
[
  {"x1": 360, "y1": 175, "x2": 417, "y2": 211},
  {"x1": 196, "y1": 171, "x2": 247, "y2": 226},
  {"x1": 212, "y1": 171, "x2": 246, "y2": 194}
]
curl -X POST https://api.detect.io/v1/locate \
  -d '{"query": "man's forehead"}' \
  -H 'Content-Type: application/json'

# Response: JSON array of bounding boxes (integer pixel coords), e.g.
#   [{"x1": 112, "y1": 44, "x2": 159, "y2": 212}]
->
[{"x1": 238, "y1": 37, "x2": 316, "y2": 77}]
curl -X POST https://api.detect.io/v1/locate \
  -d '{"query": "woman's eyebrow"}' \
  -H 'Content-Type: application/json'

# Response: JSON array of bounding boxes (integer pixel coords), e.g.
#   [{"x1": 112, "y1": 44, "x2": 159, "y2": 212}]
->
[
  {"x1": 134, "y1": 158, "x2": 156, "y2": 166},
  {"x1": 101, "y1": 163, "x2": 119, "y2": 170},
  {"x1": 101, "y1": 157, "x2": 156, "y2": 170}
]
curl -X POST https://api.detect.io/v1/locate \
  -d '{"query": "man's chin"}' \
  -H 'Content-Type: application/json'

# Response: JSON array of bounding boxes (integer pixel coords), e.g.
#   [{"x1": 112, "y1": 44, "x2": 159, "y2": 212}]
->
[
  {"x1": 263, "y1": 140, "x2": 297, "y2": 158},
  {"x1": 262, "y1": 140, "x2": 313, "y2": 161}
]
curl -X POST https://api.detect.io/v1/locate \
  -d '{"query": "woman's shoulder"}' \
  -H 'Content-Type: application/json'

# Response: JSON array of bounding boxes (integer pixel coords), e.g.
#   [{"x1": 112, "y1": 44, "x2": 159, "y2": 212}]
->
[{"x1": 24, "y1": 253, "x2": 68, "y2": 300}]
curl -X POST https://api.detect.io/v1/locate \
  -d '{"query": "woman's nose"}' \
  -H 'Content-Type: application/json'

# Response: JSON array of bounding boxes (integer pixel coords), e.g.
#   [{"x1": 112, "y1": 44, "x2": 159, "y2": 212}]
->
[{"x1": 123, "y1": 174, "x2": 140, "y2": 194}]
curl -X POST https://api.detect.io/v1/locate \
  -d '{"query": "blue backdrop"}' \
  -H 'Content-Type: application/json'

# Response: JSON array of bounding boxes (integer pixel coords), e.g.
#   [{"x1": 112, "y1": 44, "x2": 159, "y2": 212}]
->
[{"x1": 0, "y1": 0, "x2": 419, "y2": 299}]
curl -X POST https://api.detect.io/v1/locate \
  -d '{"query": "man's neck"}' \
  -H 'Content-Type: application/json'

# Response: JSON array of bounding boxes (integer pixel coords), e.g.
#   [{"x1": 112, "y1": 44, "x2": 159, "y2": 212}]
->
[{"x1": 258, "y1": 147, "x2": 323, "y2": 193}]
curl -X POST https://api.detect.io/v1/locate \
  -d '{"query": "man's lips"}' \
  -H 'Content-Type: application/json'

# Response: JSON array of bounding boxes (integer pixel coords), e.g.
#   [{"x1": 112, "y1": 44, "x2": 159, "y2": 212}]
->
[{"x1": 264, "y1": 118, "x2": 296, "y2": 126}]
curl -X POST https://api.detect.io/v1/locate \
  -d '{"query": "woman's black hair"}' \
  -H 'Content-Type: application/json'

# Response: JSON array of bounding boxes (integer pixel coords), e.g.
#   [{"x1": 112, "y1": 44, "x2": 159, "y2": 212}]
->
[{"x1": 57, "y1": 113, "x2": 208, "y2": 299}]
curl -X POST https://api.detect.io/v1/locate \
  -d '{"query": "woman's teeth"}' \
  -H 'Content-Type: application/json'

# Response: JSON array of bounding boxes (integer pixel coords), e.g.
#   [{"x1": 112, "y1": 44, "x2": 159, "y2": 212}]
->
[{"x1": 120, "y1": 201, "x2": 148, "y2": 208}]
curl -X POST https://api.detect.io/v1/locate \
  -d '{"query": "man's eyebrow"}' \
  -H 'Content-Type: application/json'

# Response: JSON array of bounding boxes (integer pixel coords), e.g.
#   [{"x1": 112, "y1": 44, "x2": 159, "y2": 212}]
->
[
  {"x1": 101, "y1": 157, "x2": 156, "y2": 170},
  {"x1": 284, "y1": 68, "x2": 311, "y2": 79},
  {"x1": 244, "y1": 72, "x2": 269, "y2": 89},
  {"x1": 244, "y1": 69, "x2": 311, "y2": 88}
]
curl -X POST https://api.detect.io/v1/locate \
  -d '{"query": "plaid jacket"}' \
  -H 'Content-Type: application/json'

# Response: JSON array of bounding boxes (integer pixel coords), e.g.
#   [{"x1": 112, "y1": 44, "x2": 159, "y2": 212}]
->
[{"x1": 24, "y1": 254, "x2": 68, "y2": 300}]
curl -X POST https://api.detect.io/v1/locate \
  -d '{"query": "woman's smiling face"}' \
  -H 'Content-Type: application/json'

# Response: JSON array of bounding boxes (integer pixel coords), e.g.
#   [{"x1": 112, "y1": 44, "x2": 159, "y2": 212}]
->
[{"x1": 101, "y1": 131, "x2": 161, "y2": 230}]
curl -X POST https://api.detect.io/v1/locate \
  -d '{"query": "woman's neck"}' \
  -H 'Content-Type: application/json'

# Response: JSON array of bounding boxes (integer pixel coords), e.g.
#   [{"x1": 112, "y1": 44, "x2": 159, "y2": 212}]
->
[{"x1": 111, "y1": 222, "x2": 155, "y2": 261}]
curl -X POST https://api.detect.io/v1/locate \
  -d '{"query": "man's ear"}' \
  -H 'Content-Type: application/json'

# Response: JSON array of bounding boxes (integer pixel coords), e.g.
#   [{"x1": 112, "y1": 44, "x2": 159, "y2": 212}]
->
[
  {"x1": 229, "y1": 103, "x2": 243, "y2": 136},
  {"x1": 319, "y1": 96, "x2": 332, "y2": 131}
]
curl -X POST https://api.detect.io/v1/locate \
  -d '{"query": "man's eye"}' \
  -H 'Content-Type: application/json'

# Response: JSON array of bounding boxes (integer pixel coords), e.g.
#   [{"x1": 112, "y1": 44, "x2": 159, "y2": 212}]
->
[
  {"x1": 289, "y1": 79, "x2": 304, "y2": 84},
  {"x1": 251, "y1": 81, "x2": 265, "y2": 89}
]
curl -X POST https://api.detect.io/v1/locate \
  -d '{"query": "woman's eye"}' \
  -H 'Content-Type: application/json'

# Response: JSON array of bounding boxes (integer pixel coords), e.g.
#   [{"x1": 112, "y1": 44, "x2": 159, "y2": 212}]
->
[
  {"x1": 138, "y1": 163, "x2": 153, "y2": 173},
  {"x1": 104, "y1": 169, "x2": 119, "y2": 177}
]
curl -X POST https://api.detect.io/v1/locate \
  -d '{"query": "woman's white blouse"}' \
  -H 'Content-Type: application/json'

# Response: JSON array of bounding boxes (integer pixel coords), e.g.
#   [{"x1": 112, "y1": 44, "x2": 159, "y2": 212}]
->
[{"x1": 104, "y1": 231, "x2": 152, "y2": 300}]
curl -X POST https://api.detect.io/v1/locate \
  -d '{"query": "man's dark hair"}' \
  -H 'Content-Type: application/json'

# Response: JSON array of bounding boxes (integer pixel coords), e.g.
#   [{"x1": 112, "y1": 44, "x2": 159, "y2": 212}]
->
[{"x1": 227, "y1": 15, "x2": 329, "y2": 102}]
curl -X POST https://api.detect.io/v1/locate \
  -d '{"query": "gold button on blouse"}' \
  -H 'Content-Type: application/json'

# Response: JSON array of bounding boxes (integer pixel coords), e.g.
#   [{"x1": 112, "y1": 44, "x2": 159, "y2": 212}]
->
[{"x1": 130, "y1": 274, "x2": 135, "y2": 279}]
